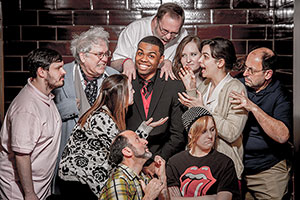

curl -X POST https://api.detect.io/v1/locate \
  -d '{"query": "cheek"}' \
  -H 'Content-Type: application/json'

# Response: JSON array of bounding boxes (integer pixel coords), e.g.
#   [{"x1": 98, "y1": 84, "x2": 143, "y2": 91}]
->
[{"x1": 181, "y1": 58, "x2": 186, "y2": 65}]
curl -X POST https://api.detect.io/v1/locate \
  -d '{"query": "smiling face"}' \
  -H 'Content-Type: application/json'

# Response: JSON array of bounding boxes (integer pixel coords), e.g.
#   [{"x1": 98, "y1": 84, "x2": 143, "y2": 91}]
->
[
  {"x1": 79, "y1": 39, "x2": 109, "y2": 78},
  {"x1": 181, "y1": 41, "x2": 201, "y2": 73},
  {"x1": 198, "y1": 45, "x2": 219, "y2": 79},
  {"x1": 135, "y1": 42, "x2": 164, "y2": 80}
]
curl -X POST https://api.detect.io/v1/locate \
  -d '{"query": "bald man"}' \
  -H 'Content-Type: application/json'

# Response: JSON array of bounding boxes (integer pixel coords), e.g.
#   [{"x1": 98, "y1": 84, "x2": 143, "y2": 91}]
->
[{"x1": 230, "y1": 47, "x2": 292, "y2": 200}]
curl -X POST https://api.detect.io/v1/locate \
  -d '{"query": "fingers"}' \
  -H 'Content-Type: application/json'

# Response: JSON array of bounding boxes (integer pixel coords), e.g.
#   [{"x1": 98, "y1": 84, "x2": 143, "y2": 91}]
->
[
  {"x1": 145, "y1": 117, "x2": 154, "y2": 126},
  {"x1": 160, "y1": 69, "x2": 165, "y2": 79},
  {"x1": 140, "y1": 180, "x2": 146, "y2": 191}
]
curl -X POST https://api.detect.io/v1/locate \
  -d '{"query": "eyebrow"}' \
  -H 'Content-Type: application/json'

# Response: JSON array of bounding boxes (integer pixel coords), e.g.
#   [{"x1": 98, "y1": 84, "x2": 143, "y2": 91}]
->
[{"x1": 137, "y1": 48, "x2": 158, "y2": 55}]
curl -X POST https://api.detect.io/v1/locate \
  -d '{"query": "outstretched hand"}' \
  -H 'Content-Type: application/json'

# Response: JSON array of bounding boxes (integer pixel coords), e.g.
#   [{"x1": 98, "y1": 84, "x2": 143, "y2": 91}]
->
[
  {"x1": 145, "y1": 117, "x2": 169, "y2": 128},
  {"x1": 178, "y1": 90, "x2": 203, "y2": 108},
  {"x1": 229, "y1": 90, "x2": 252, "y2": 111}
]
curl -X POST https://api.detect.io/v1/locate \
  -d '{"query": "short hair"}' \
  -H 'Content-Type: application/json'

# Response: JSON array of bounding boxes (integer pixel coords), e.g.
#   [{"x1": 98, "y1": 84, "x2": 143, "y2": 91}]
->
[
  {"x1": 201, "y1": 37, "x2": 237, "y2": 71},
  {"x1": 138, "y1": 36, "x2": 164, "y2": 56},
  {"x1": 109, "y1": 133, "x2": 129, "y2": 165},
  {"x1": 156, "y1": 3, "x2": 185, "y2": 25},
  {"x1": 27, "y1": 48, "x2": 62, "y2": 78},
  {"x1": 70, "y1": 26, "x2": 110, "y2": 63}
]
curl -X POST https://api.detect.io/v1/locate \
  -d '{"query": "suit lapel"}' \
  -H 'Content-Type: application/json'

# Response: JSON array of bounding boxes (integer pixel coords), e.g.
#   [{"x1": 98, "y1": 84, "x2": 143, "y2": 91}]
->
[
  {"x1": 132, "y1": 78, "x2": 147, "y2": 121},
  {"x1": 147, "y1": 76, "x2": 166, "y2": 118}
]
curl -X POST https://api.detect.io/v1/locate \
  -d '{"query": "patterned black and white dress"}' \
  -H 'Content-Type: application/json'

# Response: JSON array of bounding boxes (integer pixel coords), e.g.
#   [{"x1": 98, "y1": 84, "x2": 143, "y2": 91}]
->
[{"x1": 58, "y1": 107, "x2": 152, "y2": 196}]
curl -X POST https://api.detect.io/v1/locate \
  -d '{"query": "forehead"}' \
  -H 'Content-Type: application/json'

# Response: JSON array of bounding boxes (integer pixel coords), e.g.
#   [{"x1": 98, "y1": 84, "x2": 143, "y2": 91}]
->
[
  {"x1": 201, "y1": 45, "x2": 211, "y2": 54},
  {"x1": 91, "y1": 39, "x2": 108, "y2": 50},
  {"x1": 138, "y1": 42, "x2": 160, "y2": 53},
  {"x1": 245, "y1": 52, "x2": 263, "y2": 69},
  {"x1": 160, "y1": 13, "x2": 182, "y2": 32},
  {"x1": 183, "y1": 41, "x2": 199, "y2": 52},
  {"x1": 49, "y1": 61, "x2": 64, "y2": 69},
  {"x1": 122, "y1": 131, "x2": 138, "y2": 142}
]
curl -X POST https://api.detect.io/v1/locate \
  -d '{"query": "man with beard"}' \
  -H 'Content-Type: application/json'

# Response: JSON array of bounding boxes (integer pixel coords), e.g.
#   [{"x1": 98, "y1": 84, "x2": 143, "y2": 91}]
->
[
  {"x1": 230, "y1": 47, "x2": 292, "y2": 199},
  {"x1": 100, "y1": 130, "x2": 169, "y2": 200},
  {"x1": 110, "y1": 2, "x2": 188, "y2": 81},
  {"x1": 0, "y1": 48, "x2": 66, "y2": 200}
]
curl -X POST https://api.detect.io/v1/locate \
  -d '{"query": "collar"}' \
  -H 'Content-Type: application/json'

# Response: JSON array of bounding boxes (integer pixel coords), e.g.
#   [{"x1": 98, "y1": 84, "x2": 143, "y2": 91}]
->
[
  {"x1": 75, "y1": 63, "x2": 109, "y2": 85},
  {"x1": 119, "y1": 164, "x2": 145, "y2": 181},
  {"x1": 27, "y1": 78, "x2": 54, "y2": 106},
  {"x1": 137, "y1": 70, "x2": 158, "y2": 85}
]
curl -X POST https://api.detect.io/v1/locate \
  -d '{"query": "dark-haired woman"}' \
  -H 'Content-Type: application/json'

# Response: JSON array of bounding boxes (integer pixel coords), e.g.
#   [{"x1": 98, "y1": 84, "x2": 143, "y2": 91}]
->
[
  {"x1": 58, "y1": 74, "x2": 167, "y2": 199},
  {"x1": 178, "y1": 38, "x2": 248, "y2": 182}
]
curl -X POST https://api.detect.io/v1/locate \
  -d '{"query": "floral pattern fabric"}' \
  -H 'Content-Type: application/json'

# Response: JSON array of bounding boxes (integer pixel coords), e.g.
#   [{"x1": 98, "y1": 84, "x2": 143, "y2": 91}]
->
[{"x1": 58, "y1": 108, "x2": 151, "y2": 196}]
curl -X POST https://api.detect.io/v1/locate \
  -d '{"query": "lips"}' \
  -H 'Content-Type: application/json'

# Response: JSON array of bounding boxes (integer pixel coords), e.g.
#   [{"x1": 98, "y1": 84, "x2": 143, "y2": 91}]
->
[{"x1": 180, "y1": 166, "x2": 216, "y2": 197}]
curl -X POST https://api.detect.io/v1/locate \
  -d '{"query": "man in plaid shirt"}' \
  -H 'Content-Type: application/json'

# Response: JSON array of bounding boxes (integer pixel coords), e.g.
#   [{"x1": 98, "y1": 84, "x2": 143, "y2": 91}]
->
[{"x1": 100, "y1": 130, "x2": 169, "y2": 200}]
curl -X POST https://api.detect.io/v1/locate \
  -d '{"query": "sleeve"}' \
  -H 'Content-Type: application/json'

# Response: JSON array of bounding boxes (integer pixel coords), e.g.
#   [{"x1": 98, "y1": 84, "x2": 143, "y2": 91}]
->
[
  {"x1": 112, "y1": 24, "x2": 138, "y2": 61},
  {"x1": 10, "y1": 112, "x2": 41, "y2": 154},
  {"x1": 213, "y1": 82, "x2": 248, "y2": 143},
  {"x1": 159, "y1": 83, "x2": 187, "y2": 161},
  {"x1": 217, "y1": 157, "x2": 240, "y2": 197},
  {"x1": 166, "y1": 157, "x2": 181, "y2": 187},
  {"x1": 273, "y1": 91, "x2": 292, "y2": 132},
  {"x1": 136, "y1": 121, "x2": 153, "y2": 139},
  {"x1": 99, "y1": 177, "x2": 131, "y2": 200},
  {"x1": 53, "y1": 87, "x2": 79, "y2": 121}
]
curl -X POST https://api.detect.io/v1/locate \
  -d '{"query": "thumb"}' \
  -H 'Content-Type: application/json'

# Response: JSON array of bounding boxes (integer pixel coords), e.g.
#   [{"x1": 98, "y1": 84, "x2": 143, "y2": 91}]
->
[{"x1": 139, "y1": 180, "x2": 146, "y2": 192}]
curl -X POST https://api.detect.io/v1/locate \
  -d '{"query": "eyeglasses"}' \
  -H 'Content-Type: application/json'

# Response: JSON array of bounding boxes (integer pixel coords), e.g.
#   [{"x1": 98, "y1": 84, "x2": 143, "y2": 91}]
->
[
  {"x1": 88, "y1": 51, "x2": 112, "y2": 60},
  {"x1": 243, "y1": 66, "x2": 264, "y2": 75},
  {"x1": 157, "y1": 20, "x2": 179, "y2": 37}
]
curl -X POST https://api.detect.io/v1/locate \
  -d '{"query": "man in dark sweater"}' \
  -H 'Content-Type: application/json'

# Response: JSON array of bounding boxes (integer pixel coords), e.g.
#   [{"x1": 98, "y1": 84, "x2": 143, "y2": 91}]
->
[{"x1": 230, "y1": 47, "x2": 292, "y2": 200}]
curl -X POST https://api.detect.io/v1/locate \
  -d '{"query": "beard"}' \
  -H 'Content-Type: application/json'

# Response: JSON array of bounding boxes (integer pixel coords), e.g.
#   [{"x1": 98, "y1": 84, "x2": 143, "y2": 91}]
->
[{"x1": 130, "y1": 145, "x2": 152, "y2": 160}]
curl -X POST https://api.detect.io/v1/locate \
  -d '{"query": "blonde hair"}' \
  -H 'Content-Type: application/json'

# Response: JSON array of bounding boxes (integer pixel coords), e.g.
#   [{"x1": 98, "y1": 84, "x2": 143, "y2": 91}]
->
[{"x1": 188, "y1": 116, "x2": 217, "y2": 154}]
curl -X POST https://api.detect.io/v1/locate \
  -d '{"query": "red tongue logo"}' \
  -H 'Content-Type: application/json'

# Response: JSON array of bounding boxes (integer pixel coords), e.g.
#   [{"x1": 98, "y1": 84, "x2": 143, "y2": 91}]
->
[{"x1": 179, "y1": 166, "x2": 216, "y2": 197}]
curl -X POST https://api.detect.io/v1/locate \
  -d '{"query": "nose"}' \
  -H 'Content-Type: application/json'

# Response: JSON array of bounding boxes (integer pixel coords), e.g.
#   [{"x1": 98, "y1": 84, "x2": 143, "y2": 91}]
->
[
  {"x1": 199, "y1": 55, "x2": 204, "y2": 63},
  {"x1": 61, "y1": 68, "x2": 66, "y2": 75},
  {"x1": 141, "y1": 138, "x2": 148, "y2": 145},
  {"x1": 186, "y1": 55, "x2": 191, "y2": 63},
  {"x1": 243, "y1": 69, "x2": 249, "y2": 77},
  {"x1": 165, "y1": 33, "x2": 172, "y2": 40}
]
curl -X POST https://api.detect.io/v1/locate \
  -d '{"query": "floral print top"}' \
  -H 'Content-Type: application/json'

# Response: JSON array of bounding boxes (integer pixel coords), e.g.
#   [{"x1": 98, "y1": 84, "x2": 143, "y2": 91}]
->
[{"x1": 58, "y1": 107, "x2": 152, "y2": 196}]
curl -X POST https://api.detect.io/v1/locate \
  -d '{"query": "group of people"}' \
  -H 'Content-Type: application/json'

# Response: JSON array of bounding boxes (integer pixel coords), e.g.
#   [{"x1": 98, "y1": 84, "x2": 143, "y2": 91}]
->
[{"x1": 0, "y1": 2, "x2": 292, "y2": 200}]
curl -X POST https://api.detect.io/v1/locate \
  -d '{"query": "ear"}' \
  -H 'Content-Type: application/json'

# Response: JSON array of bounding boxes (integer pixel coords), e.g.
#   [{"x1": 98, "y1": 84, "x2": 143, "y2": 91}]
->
[
  {"x1": 216, "y1": 58, "x2": 225, "y2": 69},
  {"x1": 122, "y1": 147, "x2": 133, "y2": 158},
  {"x1": 159, "y1": 55, "x2": 165, "y2": 65},
  {"x1": 264, "y1": 69, "x2": 273, "y2": 81},
  {"x1": 79, "y1": 52, "x2": 86, "y2": 63},
  {"x1": 37, "y1": 67, "x2": 47, "y2": 78}
]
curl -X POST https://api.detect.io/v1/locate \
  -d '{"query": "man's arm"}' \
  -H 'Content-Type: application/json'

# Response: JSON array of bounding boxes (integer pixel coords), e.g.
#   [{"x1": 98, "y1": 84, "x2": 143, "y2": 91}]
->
[
  {"x1": 230, "y1": 91, "x2": 289, "y2": 143},
  {"x1": 15, "y1": 153, "x2": 38, "y2": 200}
]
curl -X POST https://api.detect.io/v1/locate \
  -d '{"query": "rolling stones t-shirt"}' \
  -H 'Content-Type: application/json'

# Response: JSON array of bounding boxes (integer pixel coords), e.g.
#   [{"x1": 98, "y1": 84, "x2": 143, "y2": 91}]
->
[{"x1": 166, "y1": 150, "x2": 240, "y2": 199}]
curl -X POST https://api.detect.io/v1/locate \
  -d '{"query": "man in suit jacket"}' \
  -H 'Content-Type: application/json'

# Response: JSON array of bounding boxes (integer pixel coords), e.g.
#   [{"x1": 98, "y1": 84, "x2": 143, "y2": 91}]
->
[{"x1": 126, "y1": 36, "x2": 186, "y2": 172}]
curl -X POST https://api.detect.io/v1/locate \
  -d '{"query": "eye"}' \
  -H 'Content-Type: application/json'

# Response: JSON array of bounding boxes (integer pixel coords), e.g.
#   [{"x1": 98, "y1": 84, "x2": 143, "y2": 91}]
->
[
  {"x1": 181, "y1": 54, "x2": 187, "y2": 58},
  {"x1": 137, "y1": 52, "x2": 143, "y2": 56},
  {"x1": 191, "y1": 53, "x2": 197, "y2": 57}
]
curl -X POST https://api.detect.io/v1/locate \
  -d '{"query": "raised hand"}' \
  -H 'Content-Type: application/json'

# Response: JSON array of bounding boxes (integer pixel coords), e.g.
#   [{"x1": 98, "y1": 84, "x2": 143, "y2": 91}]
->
[{"x1": 178, "y1": 66, "x2": 196, "y2": 91}]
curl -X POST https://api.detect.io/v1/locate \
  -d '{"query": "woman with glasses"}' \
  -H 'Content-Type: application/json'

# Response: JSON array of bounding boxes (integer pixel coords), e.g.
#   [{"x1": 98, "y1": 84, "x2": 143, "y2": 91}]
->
[
  {"x1": 178, "y1": 37, "x2": 248, "y2": 185},
  {"x1": 58, "y1": 74, "x2": 167, "y2": 199},
  {"x1": 51, "y1": 26, "x2": 119, "y2": 196},
  {"x1": 173, "y1": 35, "x2": 204, "y2": 88}
]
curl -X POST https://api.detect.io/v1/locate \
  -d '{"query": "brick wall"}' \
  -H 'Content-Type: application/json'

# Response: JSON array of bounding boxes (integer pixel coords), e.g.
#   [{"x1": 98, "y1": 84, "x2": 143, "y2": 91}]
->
[{"x1": 1, "y1": 0, "x2": 294, "y2": 111}]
